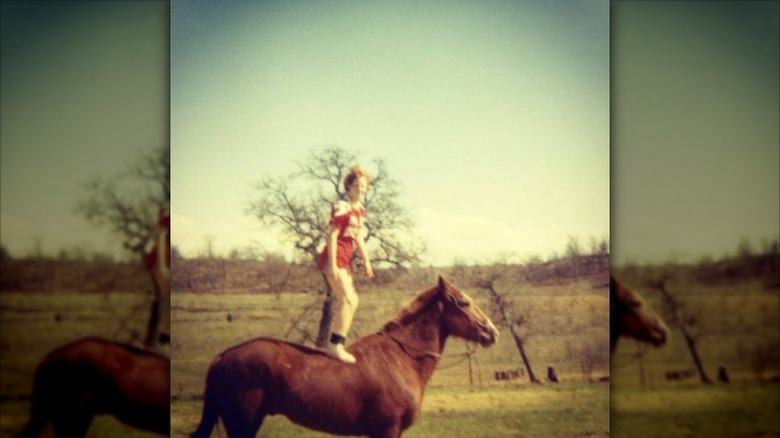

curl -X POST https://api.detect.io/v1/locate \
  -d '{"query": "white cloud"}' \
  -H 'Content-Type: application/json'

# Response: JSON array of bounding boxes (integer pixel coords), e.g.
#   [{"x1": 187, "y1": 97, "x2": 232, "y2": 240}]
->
[
  {"x1": 412, "y1": 207, "x2": 574, "y2": 266},
  {"x1": 0, "y1": 213, "x2": 34, "y2": 256},
  {"x1": 171, "y1": 214, "x2": 294, "y2": 260}
]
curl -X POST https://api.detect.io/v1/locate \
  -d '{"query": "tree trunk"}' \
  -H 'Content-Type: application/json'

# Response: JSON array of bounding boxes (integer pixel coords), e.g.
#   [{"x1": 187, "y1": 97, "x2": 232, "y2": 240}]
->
[
  {"x1": 315, "y1": 273, "x2": 334, "y2": 348},
  {"x1": 479, "y1": 279, "x2": 540, "y2": 384},
  {"x1": 510, "y1": 324, "x2": 540, "y2": 384},
  {"x1": 680, "y1": 325, "x2": 712, "y2": 384},
  {"x1": 656, "y1": 281, "x2": 712, "y2": 385},
  {"x1": 637, "y1": 342, "x2": 647, "y2": 386}
]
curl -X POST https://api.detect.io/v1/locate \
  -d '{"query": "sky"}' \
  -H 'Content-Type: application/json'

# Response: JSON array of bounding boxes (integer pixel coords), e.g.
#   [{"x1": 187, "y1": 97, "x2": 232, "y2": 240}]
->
[
  {"x1": 2, "y1": 1, "x2": 774, "y2": 268},
  {"x1": 611, "y1": 1, "x2": 780, "y2": 266},
  {"x1": 0, "y1": 1, "x2": 168, "y2": 260},
  {"x1": 171, "y1": 0, "x2": 611, "y2": 267}
]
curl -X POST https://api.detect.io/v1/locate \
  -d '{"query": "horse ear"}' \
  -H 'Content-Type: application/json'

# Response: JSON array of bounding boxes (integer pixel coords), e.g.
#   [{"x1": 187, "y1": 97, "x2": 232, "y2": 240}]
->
[{"x1": 438, "y1": 275, "x2": 447, "y2": 291}]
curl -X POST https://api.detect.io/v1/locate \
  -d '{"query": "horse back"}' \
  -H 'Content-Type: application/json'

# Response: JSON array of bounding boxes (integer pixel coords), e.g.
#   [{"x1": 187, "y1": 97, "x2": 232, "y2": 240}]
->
[
  {"x1": 206, "y1": 337, "x2": 325, "y2": 388},
  {"x1": 36, "y1": 337, "x2": 169, "y2": 433},
  {"x1": 44, "y1": 337, "x2": 169, "y2": 396},
  {"x1": 206, "y1": 336, "x2": 422, "y2": 435}
]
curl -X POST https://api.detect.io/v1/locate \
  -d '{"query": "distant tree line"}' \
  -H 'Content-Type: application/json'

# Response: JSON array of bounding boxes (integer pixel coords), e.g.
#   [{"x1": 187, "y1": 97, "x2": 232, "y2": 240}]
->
[
  {"x1": 0, "y1": 245, "x2": 148, "y2": 293},
  {"x1": 620, "y1": 237, "x2": 780, "y2": 286}
]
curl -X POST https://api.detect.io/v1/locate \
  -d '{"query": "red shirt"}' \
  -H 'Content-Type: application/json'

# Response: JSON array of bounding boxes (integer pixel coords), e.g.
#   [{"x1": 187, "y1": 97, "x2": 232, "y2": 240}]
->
[
  {"x1": 145, "y1": 209, "x2": 170, "y2": 271},
  {"x1": 317, "y1": 200, "x2": 365, "y2": 272}
]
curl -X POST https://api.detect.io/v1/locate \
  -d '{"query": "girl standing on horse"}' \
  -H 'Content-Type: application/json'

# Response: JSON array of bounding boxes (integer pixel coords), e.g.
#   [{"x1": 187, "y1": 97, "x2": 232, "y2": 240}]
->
[{"x1": 317, "y1": 165, "x2": 374, "y2": 363}]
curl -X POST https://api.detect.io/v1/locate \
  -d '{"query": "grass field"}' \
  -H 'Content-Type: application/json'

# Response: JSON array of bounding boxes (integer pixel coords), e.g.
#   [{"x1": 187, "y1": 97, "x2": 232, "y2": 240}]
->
[
  {"x1": 170, "y1": 278, "x2": 610, "y2": 437},
  {"x1": 0, "y1": 291, "x2": 158, "y2": 437},
  {"x1": 611, "y1": 383, "x2": 779, "y2": 438},
  {"x1": 172, "y1": 383, "x2": 609, "y2": 438},
  {"x1": 6, "y1": 269, "x2": 773, "y2": 437},
  {"x1": 610, "y1": 270, "x2": 780, "y2": 438}
]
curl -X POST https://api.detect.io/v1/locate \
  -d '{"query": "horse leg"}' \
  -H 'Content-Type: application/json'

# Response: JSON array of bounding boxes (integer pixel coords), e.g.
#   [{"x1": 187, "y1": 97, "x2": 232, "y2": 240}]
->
[
  {"x1": 18, "y1": 359, "x2": 56, "y2": 438},
  {"x1": 221, "y1": 414, "x2": 265, "y2": 438},
  {"x1": 369, "y1": 424, "x2": 402, "y2": 438},
  {"x1": 50, "y1": 411, "x2": 93, "y2": 438},
  {"x1": 220, "y1": 389, "x2": 265, "y2": 438},
  {"x1": 18, "y1": 387, "x2": 48, "y2": 438},
  {"x1": 191, "y1": 372, "x2": 221, "y2": 438},
  {"x1": 45, "y1": 386, "x2": 95, "y2": 438}
]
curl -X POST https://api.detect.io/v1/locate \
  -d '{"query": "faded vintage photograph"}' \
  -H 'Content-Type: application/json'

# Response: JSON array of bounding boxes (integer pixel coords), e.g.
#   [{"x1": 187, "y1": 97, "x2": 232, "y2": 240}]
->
[
  {"x1": 610, "y1": 1, "x2": 779, "y2": 437},
  {"x1": 170, "y1": 1, "x2": 609, "y2": 437},
  {"x1": 1, "y1": 1, "x2": 170, "y2": 437}
]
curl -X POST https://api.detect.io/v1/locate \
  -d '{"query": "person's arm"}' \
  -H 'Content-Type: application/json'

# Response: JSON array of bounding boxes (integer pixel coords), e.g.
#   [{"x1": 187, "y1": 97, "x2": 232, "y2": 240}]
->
[
  {"x1": 326, "y1": 225, "x2": 340, "y2": 281},
  {"x1": 156, "y1": 227, "x2": 170, "y2": 279},
  {"x1": 355, "y1": 233, "x2": 373, "y2": 278}
]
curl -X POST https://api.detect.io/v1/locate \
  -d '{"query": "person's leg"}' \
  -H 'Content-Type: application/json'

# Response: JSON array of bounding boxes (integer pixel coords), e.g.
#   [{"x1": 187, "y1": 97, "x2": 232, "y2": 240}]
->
[
  {"x1": 330, "y1": 268, "x2": 358, "y2": 336},
  {"x1": 326, "y1": 267, "x2": 358, "y2": 363},
  {"x1": 155, "y1": 268, "x2": 171, "y2": 357}
]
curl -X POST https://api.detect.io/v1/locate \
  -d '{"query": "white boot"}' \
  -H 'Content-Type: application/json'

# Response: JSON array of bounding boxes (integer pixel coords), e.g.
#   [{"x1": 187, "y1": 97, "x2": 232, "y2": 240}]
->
[{"x1": 326, "y1": 342, "x2": 356, "y2": 364}]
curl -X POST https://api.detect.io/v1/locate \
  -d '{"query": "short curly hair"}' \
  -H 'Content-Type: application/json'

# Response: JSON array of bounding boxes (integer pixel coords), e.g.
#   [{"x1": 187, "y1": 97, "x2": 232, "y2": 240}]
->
[{"x1": 343, "y1": 165, "x2": 370, "y2": 192}]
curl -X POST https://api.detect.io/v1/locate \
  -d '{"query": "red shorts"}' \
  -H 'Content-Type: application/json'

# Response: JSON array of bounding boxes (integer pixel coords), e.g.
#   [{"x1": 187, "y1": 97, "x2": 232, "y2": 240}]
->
[{"x1": 317, "y1": 238, "x2": 355, "y2": 273}]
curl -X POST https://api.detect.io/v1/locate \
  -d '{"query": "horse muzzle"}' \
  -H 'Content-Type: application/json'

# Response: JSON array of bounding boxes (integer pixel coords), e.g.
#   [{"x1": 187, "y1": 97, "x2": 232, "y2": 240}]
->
[
  {"x1": 478, "y1": 322, "x2": 499, "y2": 347},
  {"x1": 648, "y1": 324, "x2": 668, "y2": 347}
]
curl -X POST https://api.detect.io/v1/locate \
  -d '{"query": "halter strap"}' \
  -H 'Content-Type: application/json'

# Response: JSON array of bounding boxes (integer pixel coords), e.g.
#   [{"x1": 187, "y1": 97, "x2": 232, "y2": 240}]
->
[{"x1": 381, "y1": 331, "x2": 442, "y2": 359}]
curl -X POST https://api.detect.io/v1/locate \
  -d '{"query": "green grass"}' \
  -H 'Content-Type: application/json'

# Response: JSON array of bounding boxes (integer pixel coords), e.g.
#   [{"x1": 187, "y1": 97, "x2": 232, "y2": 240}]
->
[
  {"x1": 170, "y1": 281, "x2": 610, "y2": 437},
  {"x1": 611, "y1": 383, "x2": 780, "y2": 438},
  {"x1": 169, "y1": 285, "x2": 610, "y2": 398},
  {"x1": 173, "y1": 383, "x2": 609, "y2": 438},
  {"x1": 407, "y1": 384, "x2": 609, "y2": 438},
  {"x1": 0, "y1": 292, "x2": 150, "y2": 396},
  {"x1": 1, "y1": 401, "x2": 163, "y2": 438},
  {"x1": 609, "y1": 270, "x2": 779, "y2": 438},
  {"x1": 3, "y1": 279, "x2": 611, "y2": 437},
  {"x1": 0, "y1": 292, "x2": 152, "y2": 437}
]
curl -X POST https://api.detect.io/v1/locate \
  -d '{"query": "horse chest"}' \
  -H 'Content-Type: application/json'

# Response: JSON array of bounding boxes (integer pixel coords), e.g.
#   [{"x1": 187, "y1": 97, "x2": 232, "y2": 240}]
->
[{"x1": 367, "y1": 376, "x2": 421, "y2": 427}]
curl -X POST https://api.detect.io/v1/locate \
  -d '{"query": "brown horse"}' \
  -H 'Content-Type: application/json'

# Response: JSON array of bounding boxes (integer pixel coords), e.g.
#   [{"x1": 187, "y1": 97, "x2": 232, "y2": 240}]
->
[
  {"x1": 610, "y1": 276, "x2": 668, "y2": 351},
  {"x1": 191, "y1": 276, "x2": 498, "y2": 438},
  {"x1": 19, "y1": 337, "x2": 170, "y2": 437}
]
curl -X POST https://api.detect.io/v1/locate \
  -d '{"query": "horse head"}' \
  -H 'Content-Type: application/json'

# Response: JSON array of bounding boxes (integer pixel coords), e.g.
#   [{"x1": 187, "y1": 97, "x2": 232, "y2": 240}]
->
[
  {"x1": 438, "y1": 276, "x2": 499, "y2": 347},
  {"x1": 610, "y1": 277, "x2": 667, "y2": 349}
]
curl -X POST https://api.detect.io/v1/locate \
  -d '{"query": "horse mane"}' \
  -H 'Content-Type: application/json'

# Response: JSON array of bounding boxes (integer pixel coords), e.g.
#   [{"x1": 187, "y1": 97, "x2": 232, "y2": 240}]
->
[
  {"x1": 219, "y1": 336, "x2": 324, "y2": 357},
  {"x1": 610, "y1": 276, "x2": 628, "y2": 303},
  {"x1": 611, "y1": 276, "x2": 643, "y2": 307},
  {"x1": 50, "y1": 337, "x2": 167, "y2": 360},
  {"x1": 381, "y1": 284, "x2": 443, "y2": 332},
  {"x1": 114, "y1": 340, "x2": 170, "y2": 359}
]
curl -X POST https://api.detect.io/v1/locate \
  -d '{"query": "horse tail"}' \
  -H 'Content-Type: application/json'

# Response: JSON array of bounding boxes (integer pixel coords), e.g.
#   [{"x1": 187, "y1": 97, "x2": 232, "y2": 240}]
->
[
  {"x1": 190, "y1": 358, "x2": 223, "y2": 438},
  {"x1": 18, "y1": 358, "x2": 55, "y2": 438}
]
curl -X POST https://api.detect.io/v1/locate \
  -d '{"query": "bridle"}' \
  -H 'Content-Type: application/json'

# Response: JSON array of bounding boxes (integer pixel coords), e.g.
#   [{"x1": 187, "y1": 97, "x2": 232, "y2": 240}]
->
[
  {"x1": 444, "y1": 294, "x2": 493, "y2": 338},
  {"x1": 381, "y1": 293, "x2": 491, "y2": 360},
  {"x1": 382, "y1": 330, "x2": 442, "y2": 359}
]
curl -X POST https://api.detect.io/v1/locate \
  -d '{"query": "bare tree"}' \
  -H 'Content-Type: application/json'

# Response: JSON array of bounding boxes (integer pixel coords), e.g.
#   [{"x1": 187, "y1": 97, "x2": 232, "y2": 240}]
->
[
  {"x1": 749, "y1": 341, "x2": 780, "y2": 381},
  {"x1": 474, "y1": 275, "x2": 541, "y2": 384},
  {"x1": 247, "y1": 146, "x2": 425, "y2": 347},
  {"x1": 649, "y1": 277, "x2": 713, "y2": 384},
  {"x1": 566, "y1": 235, "x2": 582, "y2": 277},
  {"x1": 570, "y1": 340, "x2": 609, "y2": 382},
  {"x1": 78, "y1": 145, "x2": 169, "y2": 349}
]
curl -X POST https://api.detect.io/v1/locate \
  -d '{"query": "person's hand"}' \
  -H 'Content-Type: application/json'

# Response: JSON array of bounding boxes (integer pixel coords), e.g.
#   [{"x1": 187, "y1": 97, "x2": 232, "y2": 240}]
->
[
  {"x1": 364, "y1": 261, "x2": 374, "y2": 279},
  {"x1": 327, "y1": 264, "x2": 339, "y2": 283}
]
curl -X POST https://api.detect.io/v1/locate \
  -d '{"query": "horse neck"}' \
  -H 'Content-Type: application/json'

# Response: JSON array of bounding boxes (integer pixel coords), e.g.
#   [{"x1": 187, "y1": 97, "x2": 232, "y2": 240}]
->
[
  {"x1": 386, "y1": 302, "x2": 449, "y2": 383},
  {"x1": 609, "y1": 305, "x2": 618, "y2": 352}
]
